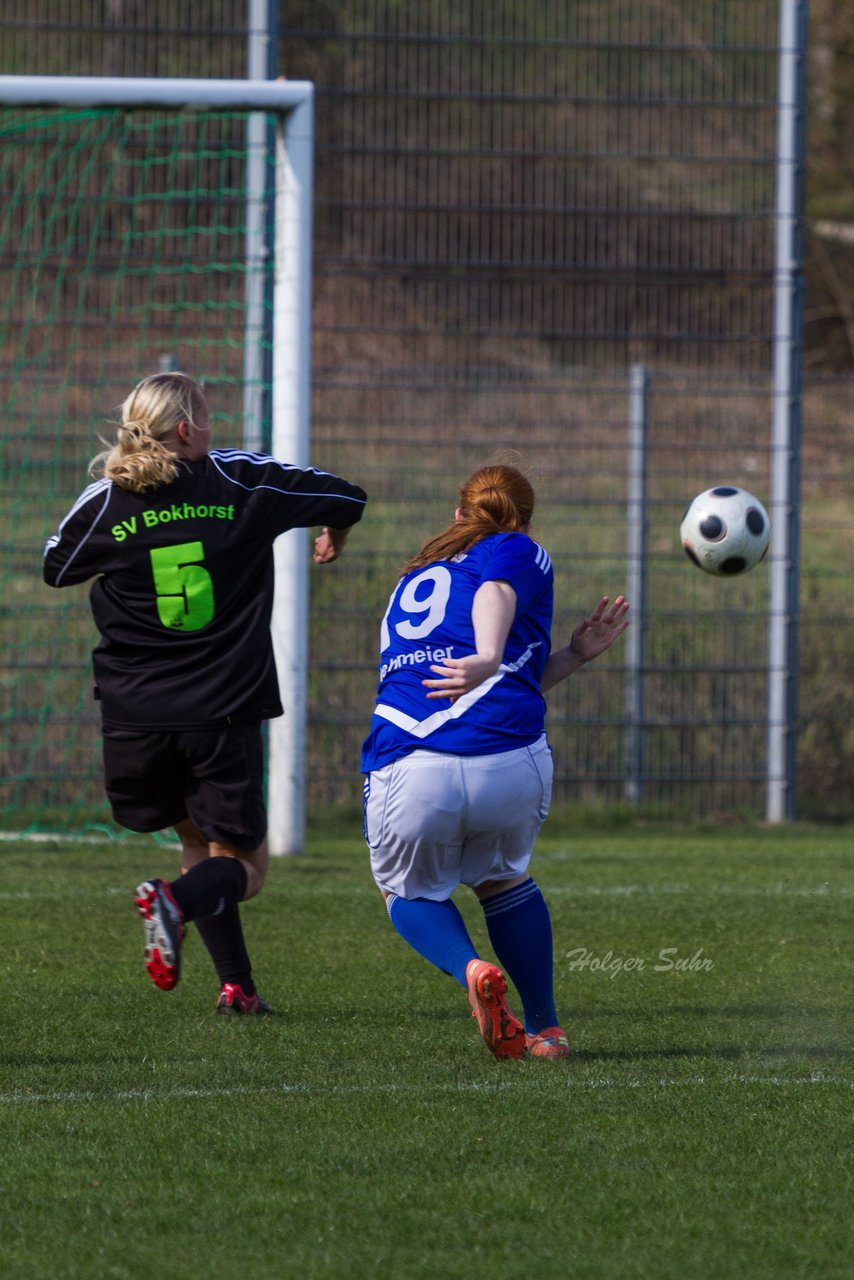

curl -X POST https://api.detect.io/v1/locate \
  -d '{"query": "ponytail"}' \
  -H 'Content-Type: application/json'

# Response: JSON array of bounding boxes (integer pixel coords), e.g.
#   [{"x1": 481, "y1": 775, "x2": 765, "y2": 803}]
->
[
  {"x1": 403, "y1": 464, "x2": 535, "y2": 574},
  {"x1": 89, "y1": 372, "x2": 205, "y2": 494}
]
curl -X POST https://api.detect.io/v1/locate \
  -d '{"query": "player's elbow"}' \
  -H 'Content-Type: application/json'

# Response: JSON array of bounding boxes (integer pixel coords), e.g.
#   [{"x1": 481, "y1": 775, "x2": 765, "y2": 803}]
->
[{"x1": 42, "y1": 554, "x2": 66, "y2": 588}]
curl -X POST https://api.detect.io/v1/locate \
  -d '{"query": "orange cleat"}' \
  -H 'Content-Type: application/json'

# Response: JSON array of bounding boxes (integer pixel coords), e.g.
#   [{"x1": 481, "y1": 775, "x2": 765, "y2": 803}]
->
[
  {"x1": 526, "y1": 1026, "x2": 571, "y2": 1059},
  {"x1": 465, "y1": 959, "x2": 526, "y2": 1060}
]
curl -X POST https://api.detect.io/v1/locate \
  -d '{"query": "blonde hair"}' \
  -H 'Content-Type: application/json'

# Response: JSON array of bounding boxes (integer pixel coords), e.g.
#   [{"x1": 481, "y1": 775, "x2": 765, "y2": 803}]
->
[
  {"x1": 403, "y1": 464, "x2": 535, "y2": 574},
  {"x1": 89, "y1": 372, "x2": 206, "y2": 493}
]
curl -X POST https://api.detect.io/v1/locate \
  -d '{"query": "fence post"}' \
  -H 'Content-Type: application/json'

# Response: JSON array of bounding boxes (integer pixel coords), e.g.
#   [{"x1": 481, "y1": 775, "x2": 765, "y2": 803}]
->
[
  {"x1": 242, "y1": 0, "x2": 277, "y2": 452},
  {"x1": 624, "y1": 364, "x2": 648, "y2": 805},
  {"x1": 767, "y1": 0, "x2": 807, "y2": 823}
]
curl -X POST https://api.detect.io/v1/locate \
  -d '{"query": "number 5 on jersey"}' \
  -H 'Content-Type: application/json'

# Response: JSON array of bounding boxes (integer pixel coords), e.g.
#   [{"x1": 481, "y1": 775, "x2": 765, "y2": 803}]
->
[{"x1": 150, "y1": 541, "x2": 215, "y2": 632}]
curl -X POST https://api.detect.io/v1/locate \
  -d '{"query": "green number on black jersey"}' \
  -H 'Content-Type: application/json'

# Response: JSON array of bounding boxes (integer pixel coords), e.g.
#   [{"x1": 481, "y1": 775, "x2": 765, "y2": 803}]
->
[{"x1": 150, "y1": 541, "x2": 215, "y2": 632}]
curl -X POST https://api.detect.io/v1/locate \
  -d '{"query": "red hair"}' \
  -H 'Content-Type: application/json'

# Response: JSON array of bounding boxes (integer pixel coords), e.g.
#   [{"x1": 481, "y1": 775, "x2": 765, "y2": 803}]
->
[{"x1": 403, "y1": 464, "x2": 535, "y2": 574}]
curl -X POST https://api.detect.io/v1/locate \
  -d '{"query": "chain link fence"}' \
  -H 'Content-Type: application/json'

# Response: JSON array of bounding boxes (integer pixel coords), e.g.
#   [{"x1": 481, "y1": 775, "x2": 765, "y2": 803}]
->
[{"x1": 1, "y1": 2, "x2": 851, "y2": 823}]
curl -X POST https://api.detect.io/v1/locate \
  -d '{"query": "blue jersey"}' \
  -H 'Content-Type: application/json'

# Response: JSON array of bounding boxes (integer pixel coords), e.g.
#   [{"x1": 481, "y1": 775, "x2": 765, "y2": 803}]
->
[{"x1": 361, "y1": 532, "x2": 554, "y2": 771}]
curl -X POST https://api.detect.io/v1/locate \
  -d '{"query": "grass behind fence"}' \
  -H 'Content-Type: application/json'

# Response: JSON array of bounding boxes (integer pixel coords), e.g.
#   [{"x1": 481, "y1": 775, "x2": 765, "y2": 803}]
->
[{"x1": 1, "y1": 818, "x2": 851, "y2": 1279}]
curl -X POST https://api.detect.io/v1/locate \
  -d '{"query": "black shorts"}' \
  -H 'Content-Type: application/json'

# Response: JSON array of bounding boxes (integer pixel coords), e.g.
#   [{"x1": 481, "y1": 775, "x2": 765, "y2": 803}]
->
[{"x1": 102, "y1": 723, "x2": 267, "y2": 852}]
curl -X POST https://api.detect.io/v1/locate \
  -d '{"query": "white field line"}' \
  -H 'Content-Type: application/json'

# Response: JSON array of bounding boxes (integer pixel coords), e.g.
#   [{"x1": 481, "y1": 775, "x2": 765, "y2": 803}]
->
[
  {"x1": 0, "y1": 887, "x2": 134, "y2": 900},
  {"x1": 2, "y1": 836, "x2": 850, "y2": 899},
  {"x1": 3, "y1": 883, "x2": 851, "y2": 902},
  {"x1": 0, "y1": 832, "x2": 112, "y2": 843},
  {"x1": 0, "y1": 831, "x2": 179, "y2": 846},
  {"x1": 0, "y1": 1073, "x2": 850, "y2": 1107},
  {"x1": 545, "y1": 883, "x2": 854, "y2": 898}
]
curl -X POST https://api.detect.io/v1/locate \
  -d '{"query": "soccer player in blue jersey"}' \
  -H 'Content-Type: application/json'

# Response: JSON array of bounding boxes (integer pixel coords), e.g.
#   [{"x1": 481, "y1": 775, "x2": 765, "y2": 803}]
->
[
  {"x1": 361, "y1": 463, "x2": 628, "y2": 1059},
  {"x1": 44, "y1": 372, "x2": 366, "y2": 1014}
]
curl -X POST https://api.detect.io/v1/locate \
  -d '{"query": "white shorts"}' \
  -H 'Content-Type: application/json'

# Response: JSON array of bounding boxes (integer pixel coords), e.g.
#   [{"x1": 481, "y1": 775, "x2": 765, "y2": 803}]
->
[{"x1": 363, "y1": 734, "x2": 553, "y2": 900}]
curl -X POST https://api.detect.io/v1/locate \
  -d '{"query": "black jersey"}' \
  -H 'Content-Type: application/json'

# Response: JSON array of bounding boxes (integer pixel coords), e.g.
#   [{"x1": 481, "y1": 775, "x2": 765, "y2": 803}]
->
[{"x1": 43, "y1": 449, "x2": 367, "y2": 730}]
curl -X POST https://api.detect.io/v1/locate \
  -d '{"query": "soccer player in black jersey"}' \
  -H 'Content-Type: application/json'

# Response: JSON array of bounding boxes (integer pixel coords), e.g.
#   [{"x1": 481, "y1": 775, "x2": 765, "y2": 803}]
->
[{"x1": 44, "y1": 372, "x2": 367, "y2": 1013}]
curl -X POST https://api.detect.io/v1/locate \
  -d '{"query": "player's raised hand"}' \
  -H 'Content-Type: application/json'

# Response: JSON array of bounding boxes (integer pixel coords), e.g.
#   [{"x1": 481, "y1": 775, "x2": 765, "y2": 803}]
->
[{"x1": 569, "y1": 595, "x2": 630, "y2": 661}]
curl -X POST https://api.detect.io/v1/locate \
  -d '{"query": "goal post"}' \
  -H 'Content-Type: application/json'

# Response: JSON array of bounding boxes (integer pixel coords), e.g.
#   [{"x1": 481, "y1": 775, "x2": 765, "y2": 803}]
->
[{"x1": 0, "y1": 75, "x2": 314, "y2": 854}]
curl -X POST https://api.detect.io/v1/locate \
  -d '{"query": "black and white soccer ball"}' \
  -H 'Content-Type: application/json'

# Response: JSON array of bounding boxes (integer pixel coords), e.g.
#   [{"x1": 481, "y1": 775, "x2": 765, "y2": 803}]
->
[{"x1": 680, "y1": 486, "x2": 771, "y2": 576}]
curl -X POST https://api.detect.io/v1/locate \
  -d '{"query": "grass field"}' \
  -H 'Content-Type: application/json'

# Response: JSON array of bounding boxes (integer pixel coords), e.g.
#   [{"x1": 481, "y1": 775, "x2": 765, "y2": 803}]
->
[{"x1": 1, "y1": 817, "x2": 852, "y2": 1280}]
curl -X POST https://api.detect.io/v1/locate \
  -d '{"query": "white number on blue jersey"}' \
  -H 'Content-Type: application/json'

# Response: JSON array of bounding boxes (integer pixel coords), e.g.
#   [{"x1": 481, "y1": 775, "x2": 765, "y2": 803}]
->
[{"x1": 380, "y1": 565, "x2": 452, "y2": 650}]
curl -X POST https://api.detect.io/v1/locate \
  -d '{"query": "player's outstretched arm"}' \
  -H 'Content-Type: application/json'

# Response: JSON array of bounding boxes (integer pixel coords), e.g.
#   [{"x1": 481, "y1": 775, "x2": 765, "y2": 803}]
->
[{"x1": 541, "y1": 595, "x2": 630, "y2": 693}]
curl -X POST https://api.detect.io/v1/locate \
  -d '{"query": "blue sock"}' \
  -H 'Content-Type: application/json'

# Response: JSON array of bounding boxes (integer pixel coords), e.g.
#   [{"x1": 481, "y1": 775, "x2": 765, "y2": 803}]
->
[
  {"x1": 387, "y1": 895, "x2": 478, "y2": 989},
  {"x1": 481, "y1": 879, "x2": 558, "y2": 1034}
]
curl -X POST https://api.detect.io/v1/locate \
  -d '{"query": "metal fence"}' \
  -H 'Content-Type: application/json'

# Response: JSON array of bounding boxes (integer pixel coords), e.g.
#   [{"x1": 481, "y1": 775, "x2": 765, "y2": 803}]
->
[{"x1": 1, "y1": 2, "x2": 852, "y2": 823}]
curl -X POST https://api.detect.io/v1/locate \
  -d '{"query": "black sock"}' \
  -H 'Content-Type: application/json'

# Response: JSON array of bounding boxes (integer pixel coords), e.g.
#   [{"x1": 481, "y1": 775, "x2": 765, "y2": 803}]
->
[
  {"x1": 169, "y1": 858, "x2": 248, "y2": 921},
  {"x1": 194, "y1": 905, "x2": 255, "y2": 994}
]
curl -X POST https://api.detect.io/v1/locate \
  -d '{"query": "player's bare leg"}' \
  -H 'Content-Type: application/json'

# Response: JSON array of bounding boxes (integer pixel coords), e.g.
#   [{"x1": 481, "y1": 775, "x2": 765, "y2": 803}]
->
[
  {"x1": 210, "y1": 836, "x2": 269, "y2": 901},
  {"x1": 472, "y1": 872, "x2": 531, "y2": 901},
  {"x1": 177, "y1": 818, "x2": 209, "y2": 872},
  {"x1": 175, "y1": 818, "x2": 269, "y2": 899}
]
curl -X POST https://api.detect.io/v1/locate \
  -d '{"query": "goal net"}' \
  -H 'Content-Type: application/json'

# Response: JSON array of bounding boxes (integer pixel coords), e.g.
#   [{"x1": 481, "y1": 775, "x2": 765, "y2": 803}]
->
[{"x1": 0, "y1": 77, "x2": 314, "y2": 851}]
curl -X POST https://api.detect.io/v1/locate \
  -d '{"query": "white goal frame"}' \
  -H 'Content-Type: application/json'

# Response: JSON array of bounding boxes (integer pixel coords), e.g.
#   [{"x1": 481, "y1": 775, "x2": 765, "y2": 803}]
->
[{"x1": 0, "y1": 75, "x2": 315, "y2": 855}]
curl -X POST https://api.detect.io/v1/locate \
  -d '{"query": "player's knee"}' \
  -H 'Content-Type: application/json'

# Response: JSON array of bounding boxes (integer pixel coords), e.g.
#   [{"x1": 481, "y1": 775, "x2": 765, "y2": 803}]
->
[
  {"x1": 175, "y1": 818, "x2": 209, "y2": 873},
  {"x1": 241, "y1": 864, "x2": 265, "y2": 899},
  {"x1": 472, "y1": 872, "x2": 531, "y2": 901},
  {"x1": 240, "y1": 841, "x2": 269, "y2": 900},
  {"x1": 179, "y1": 839, "x2": 210, "y2": 875}
]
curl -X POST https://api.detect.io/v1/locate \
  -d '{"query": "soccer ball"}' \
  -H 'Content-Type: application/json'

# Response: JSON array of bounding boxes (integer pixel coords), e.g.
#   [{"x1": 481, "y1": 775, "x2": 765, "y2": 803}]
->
[{"x1": 680, "y1": 486, "x2": 771, "y2": 576}]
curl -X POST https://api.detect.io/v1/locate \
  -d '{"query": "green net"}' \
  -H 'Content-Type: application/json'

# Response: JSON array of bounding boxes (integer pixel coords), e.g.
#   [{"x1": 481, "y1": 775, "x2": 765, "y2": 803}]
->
[{"x1": 0, "y1": 107, "x2": 271, "y2": 831}]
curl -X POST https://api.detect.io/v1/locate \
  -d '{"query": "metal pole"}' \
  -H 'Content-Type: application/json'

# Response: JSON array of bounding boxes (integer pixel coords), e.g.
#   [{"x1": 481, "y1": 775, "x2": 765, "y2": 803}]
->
[
  {"x1": 766, "y1": 0, "x2": 807, "y2": 823},
  {"x1": 267, "y1": 93, "x2": 315, "y2": 855},
  {"x1": 624, "y1": 365, "x2": 648, "y2": 805},
  {"x1": 242, "y1": 0, "x2": 276, "y2": 452},
  {"x1": 0, "y1": 75, "x2": 312, "y2": 110}
]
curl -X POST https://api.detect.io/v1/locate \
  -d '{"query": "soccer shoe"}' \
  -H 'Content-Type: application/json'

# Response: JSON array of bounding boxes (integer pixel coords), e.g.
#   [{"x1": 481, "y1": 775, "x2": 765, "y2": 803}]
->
[
  {"x1": 526, "y1": 1026, "x2": 571, "y2": 1059},
  {"x1": 216, "y1": 983, "x2": 272, "y2": 1015},
  {"x1": 465, "y1": 959, "x2": 526, "y2": 1061},
  {"x1": 134, "y1": 879, "x2": 183, "y2": 991}
]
